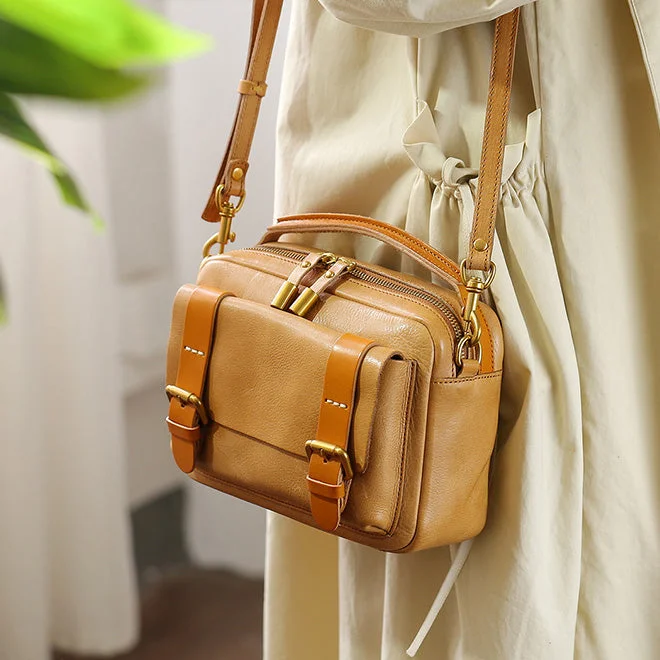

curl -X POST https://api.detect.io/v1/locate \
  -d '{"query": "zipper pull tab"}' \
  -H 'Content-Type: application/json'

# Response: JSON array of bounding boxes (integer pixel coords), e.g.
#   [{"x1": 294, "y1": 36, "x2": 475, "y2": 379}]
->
[
  {"x1": 271, "y1": 252, "x2": 326, "y2": 310},
  {"x1": 289, "y1": 257, "x2": 355, "y2": 317}
]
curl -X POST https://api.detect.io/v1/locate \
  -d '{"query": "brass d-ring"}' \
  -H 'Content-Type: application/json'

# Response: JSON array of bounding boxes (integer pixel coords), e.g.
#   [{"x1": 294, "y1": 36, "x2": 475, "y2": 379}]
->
[
  {"x1": 456, "y1": 335, "x2": 483, "y2": 369},
  {"x1": 460, "y1": 260, "x2": 497, "y2": 289},
  {"x1": 215, "y1": 184, "x2": 246, "y2": 214}
]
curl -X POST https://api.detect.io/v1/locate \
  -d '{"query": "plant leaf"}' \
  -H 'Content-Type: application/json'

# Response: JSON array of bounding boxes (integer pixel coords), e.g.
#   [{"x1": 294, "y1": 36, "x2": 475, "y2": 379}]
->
[
  {"x1": 0, "y1": 0, "x2": 210, "y2": 69},
  {"x1": 0, "y1": 93, "x2": 100, "y2": 225},
  {"x1": 0, "y1": 20, "x2": 149, "y2": 100}
]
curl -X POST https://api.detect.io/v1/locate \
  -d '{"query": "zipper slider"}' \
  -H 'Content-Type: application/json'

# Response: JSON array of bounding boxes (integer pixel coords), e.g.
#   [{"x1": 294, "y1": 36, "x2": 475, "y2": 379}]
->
[
  {"x1": 271, "y1": 252, "x2": 327, "y2": 310},
  {"x1": 289, "y1": 256, "x2": 355, "y2": 317}
]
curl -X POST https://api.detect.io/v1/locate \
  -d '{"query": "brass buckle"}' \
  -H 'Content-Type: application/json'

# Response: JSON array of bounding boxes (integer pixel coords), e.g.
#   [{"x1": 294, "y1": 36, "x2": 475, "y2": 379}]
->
[
  {"x1": 305, "y1": 439, "x2": 354, "y2": 480},
  {"x1": 165, "y1": 385, "x2": 209, "y2": 425}
]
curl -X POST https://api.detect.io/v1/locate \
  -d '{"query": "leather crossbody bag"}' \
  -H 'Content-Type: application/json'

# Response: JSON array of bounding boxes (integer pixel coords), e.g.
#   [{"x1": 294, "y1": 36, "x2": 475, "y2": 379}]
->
[{"x1": 166, "y1": 0, "x2": 519, "y2": 570}]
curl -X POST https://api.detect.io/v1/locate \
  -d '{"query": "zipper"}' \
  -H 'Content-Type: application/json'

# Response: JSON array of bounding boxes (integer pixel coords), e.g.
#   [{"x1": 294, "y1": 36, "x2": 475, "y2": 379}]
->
[
  {"x1": 244, "y1": 244, "x2": 464, "y2": 341},
  {"x1": 270, "y1": 251, "x2": 328, "y2": 311},
  {"x1": 289, "y1": 255, "x2": 355, "y2": 317}
]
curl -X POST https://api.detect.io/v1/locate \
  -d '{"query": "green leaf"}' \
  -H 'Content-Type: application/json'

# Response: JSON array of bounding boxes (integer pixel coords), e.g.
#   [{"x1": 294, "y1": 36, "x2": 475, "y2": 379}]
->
[
  {"x1": 0, "y1": 19, "x2": 149, "y2": 100},
  {"x1": 0, "y1": 93, "x2": 101, "y2": 225},
  {"x1": 0, "y1": 0, "x2": 210, "y2": 69}
]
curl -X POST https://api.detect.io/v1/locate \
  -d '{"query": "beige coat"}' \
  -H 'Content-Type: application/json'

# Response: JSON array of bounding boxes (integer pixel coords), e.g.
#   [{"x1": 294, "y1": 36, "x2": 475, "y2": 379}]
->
[{"x1": 266, "y1": 1, "x2": 660, "y2": 658}]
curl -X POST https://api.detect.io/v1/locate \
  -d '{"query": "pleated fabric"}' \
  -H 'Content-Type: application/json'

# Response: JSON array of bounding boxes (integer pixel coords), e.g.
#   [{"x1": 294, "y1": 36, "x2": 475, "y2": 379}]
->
[{"x1": 266, "y1": 1, "x2": 660, "y2": 658}]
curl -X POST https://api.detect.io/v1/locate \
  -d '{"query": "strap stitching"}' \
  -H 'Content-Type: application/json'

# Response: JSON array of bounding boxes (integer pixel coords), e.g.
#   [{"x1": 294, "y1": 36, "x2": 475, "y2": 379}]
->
[
  {"x1": 481, "y1": 12, "x2": 519, "y2": 268},
  {"x1": 469, "y1": 11, "x2": 519, "y2": 270},
  {"x1": 272, "y1": 216, "x2": 462, "y2": 280},
  {"x1": 325, "y1": 398, "x2": 348, "y2": 409},
  {"x1": 219, "y1": 1, "x2": 282, "y2": 198},
  {"x1": 431, "y1": 371, "x2": 501, "y2": 385},
  {"x1": 384, "y1": 359, "x2": 416, "y2": 534}
]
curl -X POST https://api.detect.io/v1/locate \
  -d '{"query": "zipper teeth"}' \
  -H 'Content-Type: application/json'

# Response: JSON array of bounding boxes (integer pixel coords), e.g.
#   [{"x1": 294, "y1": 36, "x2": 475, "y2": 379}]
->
[
  {"x1": 243, "y1": 245, "x2": 463, "y2": 339},
  {"x1": 245, "y1": 245, "x2": 308, "y2": 261}
]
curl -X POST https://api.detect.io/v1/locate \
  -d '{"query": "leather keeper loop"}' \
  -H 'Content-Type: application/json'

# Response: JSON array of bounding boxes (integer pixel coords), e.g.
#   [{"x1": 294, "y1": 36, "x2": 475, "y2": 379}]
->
[
  {"x1": 306, "y1": 476, "x2": 346, "y2": 500},
  {"x1": 238, "y1": 79, "x2": 267, "y2": 97},
  {"x1": 167, "y1": 417, "x2": 201, "y2": 444}
]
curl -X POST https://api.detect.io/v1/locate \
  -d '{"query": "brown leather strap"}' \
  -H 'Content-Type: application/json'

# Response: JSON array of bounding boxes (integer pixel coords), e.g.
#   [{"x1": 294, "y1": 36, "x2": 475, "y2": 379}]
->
[
  {"x1": 467, "y1": 8, "x2": 520, "y2": 272},
  {"x1": 202, "y1": 0, "x2": 284, "y2": 222},
  {"x1": 205, "y1": 2, "x2": 519, "y2": 275},
  {"x1": 307, "y1": 334, "x2": 374, "y2": 531},
  {"x1": 167, "y1": 287, "x2": 230, "y2": 472}
]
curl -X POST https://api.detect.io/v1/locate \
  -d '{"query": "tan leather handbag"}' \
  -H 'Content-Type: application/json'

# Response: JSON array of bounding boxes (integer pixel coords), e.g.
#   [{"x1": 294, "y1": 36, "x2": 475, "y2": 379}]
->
[{"x1": 166, "y1": 2, "x2": 519, "y2": 554}]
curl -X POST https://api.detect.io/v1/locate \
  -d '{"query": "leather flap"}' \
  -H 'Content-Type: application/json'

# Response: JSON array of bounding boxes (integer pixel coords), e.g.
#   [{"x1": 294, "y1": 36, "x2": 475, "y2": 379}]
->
[{"x1": 182, "y1": 296, "x2": 414, "y2": 474}]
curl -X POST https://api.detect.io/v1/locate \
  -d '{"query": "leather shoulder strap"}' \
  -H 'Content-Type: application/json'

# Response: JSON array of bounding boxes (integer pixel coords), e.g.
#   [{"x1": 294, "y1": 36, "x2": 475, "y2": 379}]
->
[
  {"x1": 203, "y1": 2, "x2": 519, "y2": 275},
  {"x1": 467, "y1": 9, "x2": 520, "y2": 272},
  {"x1": 202, "y1": 0, "x2": 284, "y2": 222}
]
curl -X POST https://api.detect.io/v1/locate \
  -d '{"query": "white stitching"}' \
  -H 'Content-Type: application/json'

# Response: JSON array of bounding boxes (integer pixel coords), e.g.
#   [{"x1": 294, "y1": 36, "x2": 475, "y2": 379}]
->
[
  {"x1": 184, "y1": 346, "x2": 205, "y2": 357},
  {"x1": 325, "y1": 398, "x2": 348, "y2": 409}
]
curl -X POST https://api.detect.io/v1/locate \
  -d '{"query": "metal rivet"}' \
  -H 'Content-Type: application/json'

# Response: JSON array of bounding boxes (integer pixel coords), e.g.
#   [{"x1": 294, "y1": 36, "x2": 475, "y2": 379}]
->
[
  {"x1": 325, "y1": 271, "x2": 335, "y2": 279},
  {"x1": 473, "y1": 238, "x2": 488, "y2": 252},
  {"x1": 301, "y1": 261, "x2": 311, "y2": 269},
  {"x1": 231, "y1": 167, "x2": 245, "y2": 181}
]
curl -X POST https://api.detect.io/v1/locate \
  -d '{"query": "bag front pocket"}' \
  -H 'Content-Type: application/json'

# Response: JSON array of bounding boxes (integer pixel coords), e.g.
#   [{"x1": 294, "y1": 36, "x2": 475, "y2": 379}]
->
[
  {"x1": 168, "y1": 288, "x2": 415, "y2": 536},
  {"x1": 167, "y1": 286, "x2": 417, "y2": 538}
]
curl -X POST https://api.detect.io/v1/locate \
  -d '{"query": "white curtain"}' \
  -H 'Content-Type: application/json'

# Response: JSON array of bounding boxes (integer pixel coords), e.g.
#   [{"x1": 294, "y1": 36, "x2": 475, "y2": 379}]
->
[{"x1": 0, "y1": 103, "x2": 138, "y2": 659}]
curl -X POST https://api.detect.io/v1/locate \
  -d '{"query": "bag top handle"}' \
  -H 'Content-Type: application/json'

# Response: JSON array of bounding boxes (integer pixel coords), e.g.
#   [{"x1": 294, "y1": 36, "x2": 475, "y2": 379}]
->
[{"x1": 201, "y1": 1, "x2": 520, "y2": 275}]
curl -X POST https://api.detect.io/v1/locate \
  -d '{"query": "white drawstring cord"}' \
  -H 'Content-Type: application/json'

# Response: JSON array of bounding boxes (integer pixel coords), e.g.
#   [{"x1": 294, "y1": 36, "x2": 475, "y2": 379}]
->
[{"x1": 406, "y1": 538, "x2": 474, "y2": 657}]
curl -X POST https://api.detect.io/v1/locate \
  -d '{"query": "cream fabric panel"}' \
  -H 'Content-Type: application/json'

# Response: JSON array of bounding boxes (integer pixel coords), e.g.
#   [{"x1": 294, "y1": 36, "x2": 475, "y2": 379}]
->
[
  {"x1": 319, "y1": 0, "x2": 536, "y2": 36},
  {"x1": 265, "y1": 0, "x2": 660, "y2": 658},
  {"x1": 628, "y1": 0, "x2": 660, "y2": 121},
  {"x1": 534, "y1": 0, "x2": 660, "y2": 657}
]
